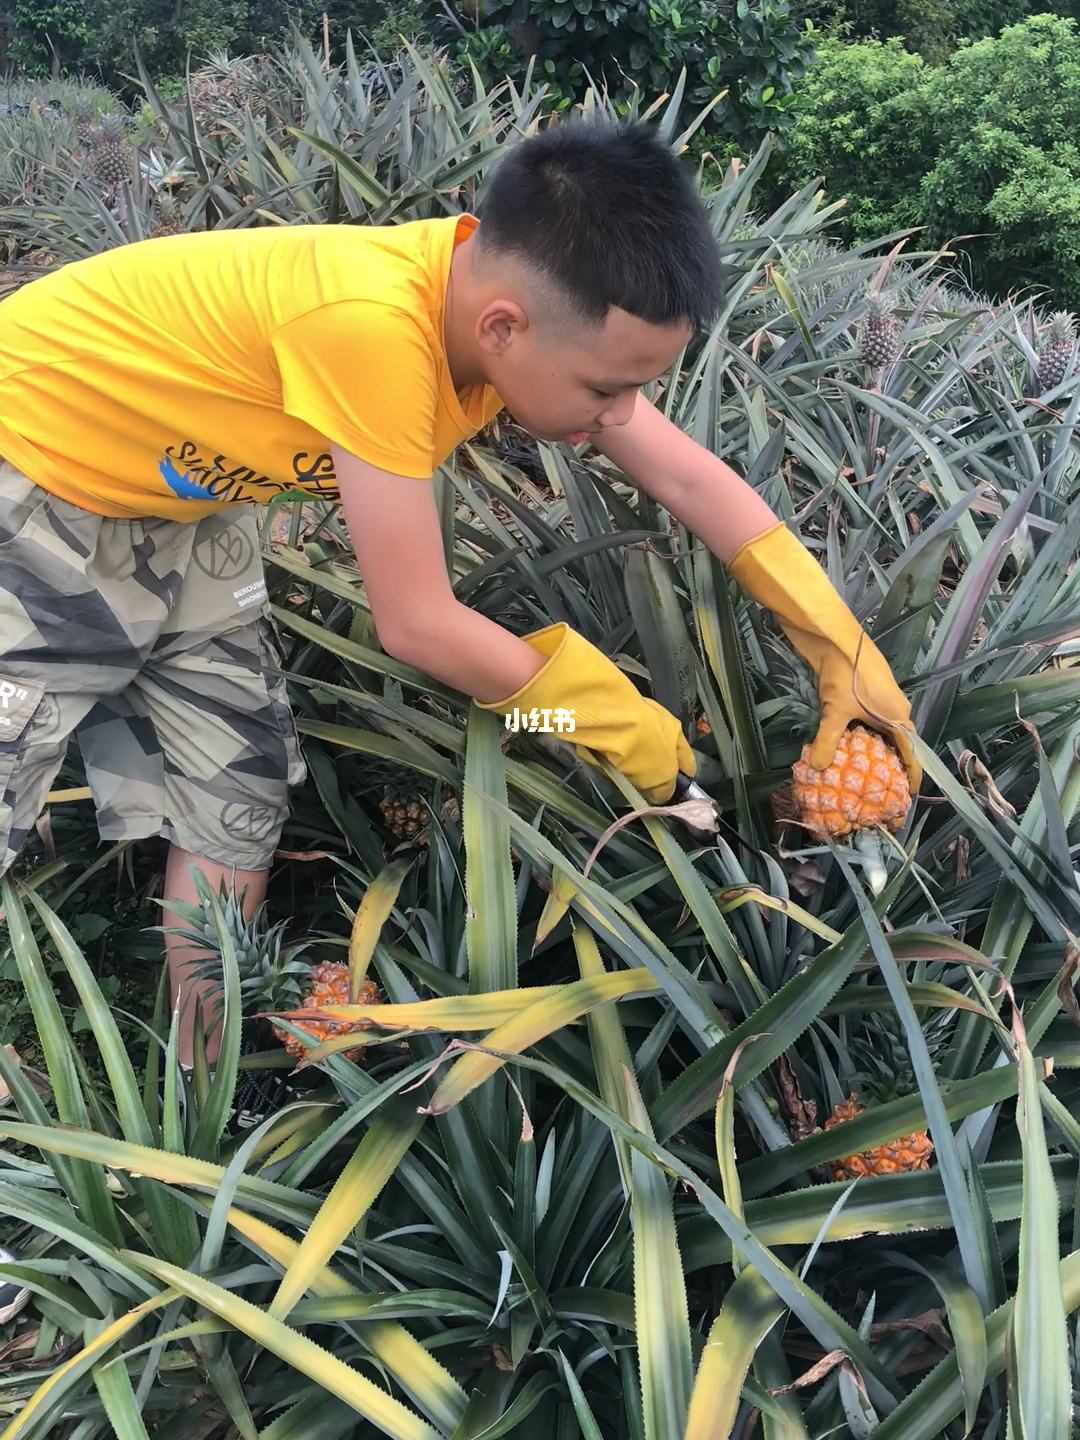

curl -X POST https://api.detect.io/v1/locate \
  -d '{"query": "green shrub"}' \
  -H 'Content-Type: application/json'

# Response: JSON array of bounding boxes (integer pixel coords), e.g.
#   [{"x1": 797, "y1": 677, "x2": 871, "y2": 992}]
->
[
  {"x1": 770, "y1": 34, "x2": 931, "y2": 237},
  {"x1": 775, "y1": 12, "x2": 1080, "y2": 306},
  {"x1": 918, "y1": 12, "x2": 1080, "y2": 303},
  {"x1": 447, "y1": 0, "x2": 817, "y2": 147}
]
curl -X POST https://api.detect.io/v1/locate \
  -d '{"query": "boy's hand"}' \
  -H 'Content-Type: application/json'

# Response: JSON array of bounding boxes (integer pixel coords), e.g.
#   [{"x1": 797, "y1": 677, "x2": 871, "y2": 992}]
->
[
  {"x1": 728, "y1": 522, "x2": 921, "y2": 792},
  {"x1": 333, "y1": 446, "x2": 692, "y2": 801},
  {"x1": 475, "y1": 623, "x2": 695, "y2": 803},
  {"x1": 590, "y1": 398, "x2": 921, "y2": 795}
]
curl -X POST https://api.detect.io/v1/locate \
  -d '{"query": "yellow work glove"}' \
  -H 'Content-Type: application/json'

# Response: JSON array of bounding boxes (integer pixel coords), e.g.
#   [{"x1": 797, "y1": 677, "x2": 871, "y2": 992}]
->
[
  {"x1": 475, "y1": 622, "x2": 695, "y2": 803},
  {"x1": 728, "y1": 521, "x2": 922, "y2": 794}
]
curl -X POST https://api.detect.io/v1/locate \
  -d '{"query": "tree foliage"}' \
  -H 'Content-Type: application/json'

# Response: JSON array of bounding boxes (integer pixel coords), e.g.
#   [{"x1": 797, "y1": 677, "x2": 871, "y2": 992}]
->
[
  {"x1": 774, "y1": 13, "x2": 1080, "y2": 306},
  {"x1": 2, "y1": 0, "x2": 813, "y2": 150},
  {"x1": 445, "y1": 0, "x2": 816, "y2": 147}
]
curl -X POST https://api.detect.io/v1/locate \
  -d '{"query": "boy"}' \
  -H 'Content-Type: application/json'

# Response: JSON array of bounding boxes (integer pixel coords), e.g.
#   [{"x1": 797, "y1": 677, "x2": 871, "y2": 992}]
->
[{"x1": 0, "y1": 118, "x2": 921, "y2": 1069}]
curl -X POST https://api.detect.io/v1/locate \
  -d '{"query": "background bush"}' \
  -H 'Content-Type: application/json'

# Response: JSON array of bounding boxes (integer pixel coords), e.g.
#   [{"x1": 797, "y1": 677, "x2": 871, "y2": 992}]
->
[
  {"x1": 443, "y1": 0, "x2": 815, "y2": 147},
  {"x1": 770, "y1": 12, "x2": 1080, "y2": 307}
]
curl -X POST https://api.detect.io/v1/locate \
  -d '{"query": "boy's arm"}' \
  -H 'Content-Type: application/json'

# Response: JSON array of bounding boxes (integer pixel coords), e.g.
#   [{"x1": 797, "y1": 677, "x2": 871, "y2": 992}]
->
[
  {"x1": 333, "y1": 445, "x2": 545, "y2": 702},
  {"x1": 587, "y1": 391, "x2": 780, "y2": 563},
  {"x1": 590, "y1": 396, "x2": 922, "y2": 791},
  {"x1": 331, "y1": 444, "x2": 694, "y2": 802}
]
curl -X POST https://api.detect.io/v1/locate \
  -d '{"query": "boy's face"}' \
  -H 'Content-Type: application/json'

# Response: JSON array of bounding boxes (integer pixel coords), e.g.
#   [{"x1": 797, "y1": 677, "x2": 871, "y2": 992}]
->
[{"x1": 476, "y1": 299, "x2": 694, "y2": 444}]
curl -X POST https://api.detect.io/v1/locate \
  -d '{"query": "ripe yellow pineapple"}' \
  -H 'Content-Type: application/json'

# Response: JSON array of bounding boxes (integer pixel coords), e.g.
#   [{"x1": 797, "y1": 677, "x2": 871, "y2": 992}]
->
[
  {"x1": 820, "y1": 1011, "x2": 945, "y2": 1181},
  {"x1": 824, "y1": 1095, "x2": 933, "y2": 1180},
  {"x1": 791, "y1": 724, "x2": 910, "y2": 840},
  {"x1": 277, "y1": 961, "x2": 381, "y2": 1063}
]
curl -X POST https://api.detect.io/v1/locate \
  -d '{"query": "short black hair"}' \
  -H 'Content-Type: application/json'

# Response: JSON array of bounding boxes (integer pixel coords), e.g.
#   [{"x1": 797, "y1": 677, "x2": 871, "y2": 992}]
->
[{"x1": 475, "y1": 118, "x2": 723, "y2": 333}]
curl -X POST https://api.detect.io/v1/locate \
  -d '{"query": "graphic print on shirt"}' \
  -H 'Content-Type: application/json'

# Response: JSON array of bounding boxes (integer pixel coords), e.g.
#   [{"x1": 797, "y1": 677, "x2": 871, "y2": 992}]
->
[{"x1": 158, "y1": 441, "x2": 342, "y2": 505}]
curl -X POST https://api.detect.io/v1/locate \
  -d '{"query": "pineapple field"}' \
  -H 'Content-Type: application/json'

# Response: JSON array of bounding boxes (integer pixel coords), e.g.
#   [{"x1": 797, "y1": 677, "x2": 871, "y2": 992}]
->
[{"x1": 1, "y1": 33, "x2": 1080, "y2": 1440}]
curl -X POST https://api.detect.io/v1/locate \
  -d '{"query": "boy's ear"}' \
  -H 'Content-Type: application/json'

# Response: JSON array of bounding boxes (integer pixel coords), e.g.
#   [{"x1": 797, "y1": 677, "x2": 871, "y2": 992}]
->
[{"x1": 475, "y1": 297, "x2": 531, "y2": 354}]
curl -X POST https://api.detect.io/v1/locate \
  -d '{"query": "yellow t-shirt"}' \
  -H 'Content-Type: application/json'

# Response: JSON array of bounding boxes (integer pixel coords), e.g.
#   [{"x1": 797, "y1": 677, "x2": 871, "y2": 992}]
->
[{"x1": 0, "y1": 215, "x2": 504, "y2": 521}]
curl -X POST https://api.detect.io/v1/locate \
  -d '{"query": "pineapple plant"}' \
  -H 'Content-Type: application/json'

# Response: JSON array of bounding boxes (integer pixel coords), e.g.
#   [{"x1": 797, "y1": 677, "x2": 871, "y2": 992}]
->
[
  {"x1": 71, "y1": 96, "x2": 95, "y2": 150},
  {"x1": 857, "y1": 288, "x2": 902, "y2": 371},
  {"x1": 164, "y1": 878, "x2": 382, "y2": 1069},
  {"x1": 1038, "y1": 310, "x2": 1075, "y2": 392},
  {"x1": 275, "y1": 960, "x2": 381, "y2": 1063},
  {"x1": 821, "y1": 1011, "x2": 947, "y2": 1180},
  {"x1": 189, "y1": 52, "x2": 270, "y2": 136},
  {"x1": 148, "y1": 194, "x2": 183, "y2": 239},
  {"x1": 90, "y1": 114, "x2": 131, "y2": 188}
]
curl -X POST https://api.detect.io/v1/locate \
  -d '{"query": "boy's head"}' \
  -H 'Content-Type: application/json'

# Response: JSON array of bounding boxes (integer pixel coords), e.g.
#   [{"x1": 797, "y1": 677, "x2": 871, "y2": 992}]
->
[{"x1": 464, "y1": 118, "x2": 723, "y2": 443}]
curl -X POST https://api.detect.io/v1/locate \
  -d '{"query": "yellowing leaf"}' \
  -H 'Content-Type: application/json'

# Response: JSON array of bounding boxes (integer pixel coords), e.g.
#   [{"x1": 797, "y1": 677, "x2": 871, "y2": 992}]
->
[
  {"x1": 121, "y1": 1253, "x2": 439, "y2": 1440},
  {"x1": 422, "y1": 970, "x2": 661, "y2": 1115},
  {"x1": 348, "y1": 857, "x2": 412, "y2": 998},
  {"x1": 269, "y1": 1105, "x2": 423, "y2": 1321}
]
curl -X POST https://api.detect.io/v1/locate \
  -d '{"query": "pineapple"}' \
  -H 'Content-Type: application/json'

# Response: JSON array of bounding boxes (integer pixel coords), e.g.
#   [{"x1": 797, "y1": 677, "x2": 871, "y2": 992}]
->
[
  {"x1": 165, "y1": 879, "x2": 381, "y2": 1063},
  {"x1": 379, "y1": 783, "x2": 429, "y2": 844},
  {"x1": 149, "y1": 194, "x2": 183, "y2": 239},
  {"x1": 821, "y1": 1011, "x2": 946, "y2": 1180},
  {"x1": 72, "y1": 96, "x2": 95, "y2": 150},
  {"x1": 1038, "y1": 310, "x2": 1075, "y2": 393},
  {"x1": 823, "y1": 1094, "x2": 933, "y2": 1179},
  {"x1": 91, "y1": 114, "x2": 131, "y2": 187},
  {"x1": 857, "y1": 289, "x2": 902, "y2": 371},
  {"x1": 277, "y1": 961, "x2": 381, "y2": 1063},
  {"x1": 791, "y1": 724, "x2": 911, "y2": 842}
]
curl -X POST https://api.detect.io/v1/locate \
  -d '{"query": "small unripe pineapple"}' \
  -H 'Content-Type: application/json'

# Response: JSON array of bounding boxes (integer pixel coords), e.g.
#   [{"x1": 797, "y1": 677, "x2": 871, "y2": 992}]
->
[
  {"x1": 379, "y1": 786, "x2": 428, "y2": 843},
  {"x1": 91, "y1": 114, "x2": 131, "y2": 187},
  {"x1": 149, "y1": 194, "x2": 183, "y2": 238},
  {"x1": 1038, "y1": 311, "x2": 1075, "y2": 393},
  {"x1": 858, "y1": 289, "x2": 902, "y2": 370}
]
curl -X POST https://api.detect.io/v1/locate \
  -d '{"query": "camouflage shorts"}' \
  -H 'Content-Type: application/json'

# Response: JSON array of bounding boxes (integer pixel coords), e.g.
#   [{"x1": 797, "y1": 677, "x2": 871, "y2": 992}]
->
[{"x1": 0, "y1": 460, "x2": 306, "y2": 874}]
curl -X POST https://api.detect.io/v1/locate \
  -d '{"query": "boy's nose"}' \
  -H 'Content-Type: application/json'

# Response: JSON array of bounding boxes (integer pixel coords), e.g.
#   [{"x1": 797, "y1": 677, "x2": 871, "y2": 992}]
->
[{"x1": 598, "y1": 390, "x2": 637, "y2": 428}]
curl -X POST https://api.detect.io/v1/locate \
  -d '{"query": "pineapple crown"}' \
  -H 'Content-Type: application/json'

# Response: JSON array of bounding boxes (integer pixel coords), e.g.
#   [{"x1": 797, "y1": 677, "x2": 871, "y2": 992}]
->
[
  {"x1": 1043, "y1": 310, "x2": 1075, "y2": 347},
  {"x1": 863, "y1": 287, "x2": 899, "y2": 321},
  {"x1": 760, "y1": 634, "x2": 821, "y2": 741},
  {"x1": 140, "y1": 147, "x2": 195, "y2": 191},
  {"x1": 95, "y1": 113, "x2": 126, "y2": 142},
  {"x1": 159, "y1": 874, "x2": 315, "y2": 1016},
  {"x1": 842, "y1": 1007, "x2": 952, "y2": 1105}
]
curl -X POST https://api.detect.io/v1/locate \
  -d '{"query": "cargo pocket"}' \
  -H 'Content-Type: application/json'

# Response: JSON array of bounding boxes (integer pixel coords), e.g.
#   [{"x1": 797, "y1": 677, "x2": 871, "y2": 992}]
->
[
  {"x1": 256, "y1": 617, "x2": 307, "y2": 792},
  {"x1": 0, "y1": 676, "x2": 47, "y2": 869},
  {"x1": 0, "y1": 470, "x2": 49, "y2": 555}
]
